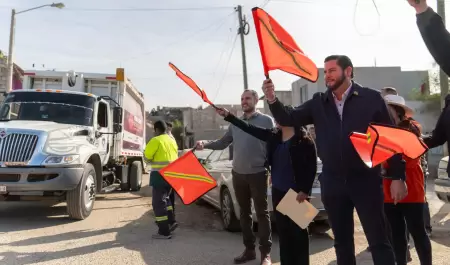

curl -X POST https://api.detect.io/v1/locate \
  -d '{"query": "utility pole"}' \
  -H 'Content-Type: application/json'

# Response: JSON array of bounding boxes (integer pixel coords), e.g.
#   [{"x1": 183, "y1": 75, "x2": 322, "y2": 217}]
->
[
  {"x1": 236, "y1": 5, "x2": 249, "y2": 90},
  {"x1": 437, "y1": 0, "x2": 448, "y2": 109},
  {"x1": 6, "y1": 9, "x2": 16, "y2": 93}
]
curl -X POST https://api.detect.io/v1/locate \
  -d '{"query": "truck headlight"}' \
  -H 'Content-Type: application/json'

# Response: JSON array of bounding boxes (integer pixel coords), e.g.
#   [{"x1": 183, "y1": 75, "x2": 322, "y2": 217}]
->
[{"x1": 42, "y1": 155, "x2": 80, "y2": 165}]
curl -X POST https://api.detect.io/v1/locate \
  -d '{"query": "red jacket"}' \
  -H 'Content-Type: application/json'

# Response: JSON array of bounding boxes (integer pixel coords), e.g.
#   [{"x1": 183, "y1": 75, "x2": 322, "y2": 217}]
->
[{"x1": 383, "y1": 156, "x2": 425, "y2": 203}]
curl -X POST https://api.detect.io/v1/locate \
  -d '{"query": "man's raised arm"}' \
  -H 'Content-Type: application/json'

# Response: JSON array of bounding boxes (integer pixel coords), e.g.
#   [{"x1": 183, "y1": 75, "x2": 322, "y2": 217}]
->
[{"x1": 262, "y1": 79, "x2": 313, "y2": 127}]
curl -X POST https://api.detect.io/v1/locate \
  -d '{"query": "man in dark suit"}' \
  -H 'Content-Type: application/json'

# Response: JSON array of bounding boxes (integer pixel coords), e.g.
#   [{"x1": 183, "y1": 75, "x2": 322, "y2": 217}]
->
[{"x1": 262, "y1": 55, "x2": 407, "y2": 265}]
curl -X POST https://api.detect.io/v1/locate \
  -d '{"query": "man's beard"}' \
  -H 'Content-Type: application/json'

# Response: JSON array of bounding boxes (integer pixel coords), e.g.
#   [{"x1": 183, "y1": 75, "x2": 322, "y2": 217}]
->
[
  {"x1": 242, "y1": 105, "x2": 255, "y2": 113},
  {"x1": 326, "y1": 73, "x2": 346, "y2": 91}
]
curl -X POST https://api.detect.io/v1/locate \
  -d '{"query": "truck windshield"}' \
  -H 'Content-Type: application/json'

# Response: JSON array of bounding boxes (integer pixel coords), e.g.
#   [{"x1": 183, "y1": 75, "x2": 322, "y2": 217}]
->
[{"x1": 0, "y1": 92, "x2": 95, "y2": 126}]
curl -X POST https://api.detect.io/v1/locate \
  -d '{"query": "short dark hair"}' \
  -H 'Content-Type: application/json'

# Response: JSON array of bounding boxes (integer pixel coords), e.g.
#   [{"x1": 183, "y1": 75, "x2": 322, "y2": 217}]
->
[
  {"x1": 165, "y1": 121, "x2": 173, "y2": 128},
  {"x1": 324, "y1": 55, "x2": 354, "y2": 78},
  {"x1": 154, "y1": 120, "x2": 167, "y2": 133},
  {"x1": 243, "y1": 89, "x2": 259, "y2": 99}
]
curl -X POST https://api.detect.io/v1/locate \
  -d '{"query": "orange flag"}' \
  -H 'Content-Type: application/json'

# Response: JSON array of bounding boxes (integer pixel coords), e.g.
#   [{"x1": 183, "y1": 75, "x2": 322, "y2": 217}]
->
[
  {"x1": 169, "y1": 62, "x2": 217, "y2": 108},
  {"x1": 349, "y1": 123, "x2": 428, "y2": 168},
  {"x1": 159, "y1": 150, "x2": 217, "y2": 205},
  {"x1": 252, "y1": 7, "x2": 318, "y2": 82}
]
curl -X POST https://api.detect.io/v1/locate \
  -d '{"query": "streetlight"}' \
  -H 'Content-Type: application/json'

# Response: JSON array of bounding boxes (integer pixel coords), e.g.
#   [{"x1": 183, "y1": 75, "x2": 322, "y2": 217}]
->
[{"x1": 6, "y1": 2, "x2": 65, "y2": 93}]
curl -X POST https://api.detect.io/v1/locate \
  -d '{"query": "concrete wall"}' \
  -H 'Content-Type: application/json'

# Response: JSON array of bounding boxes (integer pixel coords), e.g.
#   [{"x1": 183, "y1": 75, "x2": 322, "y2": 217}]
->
[
  {"x1": 263, "y1": 90, "x2": 292, "y2": 114},
  {"x1": 292, "y1": 66, "x2": 429, "y2": 105}
]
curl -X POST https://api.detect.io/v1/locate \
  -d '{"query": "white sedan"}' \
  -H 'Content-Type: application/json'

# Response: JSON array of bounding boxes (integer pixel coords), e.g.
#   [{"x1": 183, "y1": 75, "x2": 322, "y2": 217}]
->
[
  {"x1": 183, "y1": 146, "x2": 328, "y2": 232},
  {"x1": 435, "y1": 156, "x2": 450, "y2": 203}
]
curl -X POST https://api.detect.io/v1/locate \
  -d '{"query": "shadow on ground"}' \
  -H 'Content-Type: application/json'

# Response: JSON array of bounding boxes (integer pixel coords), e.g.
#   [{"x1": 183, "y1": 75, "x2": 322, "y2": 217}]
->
[{"x1": 0, "y1": 184, "x2": 334, "y2": 265}]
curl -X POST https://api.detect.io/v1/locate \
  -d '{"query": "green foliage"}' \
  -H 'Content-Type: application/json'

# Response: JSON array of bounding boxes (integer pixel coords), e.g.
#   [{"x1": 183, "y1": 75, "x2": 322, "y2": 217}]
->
[
  {"x1": 409, "y1": 88, "x2": 441, "y2": 112},
  {"x1": 170, "y1": 119, "x2": 184, "y2": 150}
]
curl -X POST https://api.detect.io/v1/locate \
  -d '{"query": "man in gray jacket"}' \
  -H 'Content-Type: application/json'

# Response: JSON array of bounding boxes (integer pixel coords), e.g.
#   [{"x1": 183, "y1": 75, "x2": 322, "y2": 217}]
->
[{"x1": 196, "y1": 89, "x2": 275, "y2": 265}]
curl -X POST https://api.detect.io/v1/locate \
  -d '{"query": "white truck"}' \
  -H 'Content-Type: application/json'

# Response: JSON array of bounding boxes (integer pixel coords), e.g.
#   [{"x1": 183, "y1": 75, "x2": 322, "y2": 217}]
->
[{"x1": 0, "y1": 68, "x2": 146, "y2": 220}]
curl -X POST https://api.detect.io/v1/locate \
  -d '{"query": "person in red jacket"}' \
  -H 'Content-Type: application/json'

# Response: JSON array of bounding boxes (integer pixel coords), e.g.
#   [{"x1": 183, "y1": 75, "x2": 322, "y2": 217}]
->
[{"x1": 382, "y1": 94, "x2": 432, "y2": 265}]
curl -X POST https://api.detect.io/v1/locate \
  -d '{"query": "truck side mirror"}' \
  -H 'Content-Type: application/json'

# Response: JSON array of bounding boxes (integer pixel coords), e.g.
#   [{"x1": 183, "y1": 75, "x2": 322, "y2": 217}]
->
[
  {"x1": 113, "y1": 124, "x2": 122, "y2": 133},
  {"x1": 113, "y1": 106, "x2": 123, "y2": 124},
  {"x1": 0, "y1": 105, "x2": 10, "y2": 118}
]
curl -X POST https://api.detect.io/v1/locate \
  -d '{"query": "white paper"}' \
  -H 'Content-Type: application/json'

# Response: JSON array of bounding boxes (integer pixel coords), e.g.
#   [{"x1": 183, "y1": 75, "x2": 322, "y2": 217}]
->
[{"x1": 276, "y1": 188, "x2": 319, "y2": 229}]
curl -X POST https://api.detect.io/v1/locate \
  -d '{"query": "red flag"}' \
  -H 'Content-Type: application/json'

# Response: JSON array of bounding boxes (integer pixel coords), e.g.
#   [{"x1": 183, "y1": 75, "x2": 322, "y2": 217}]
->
[
  {"x1": 349, "y1": 123, "x2": 428, "y2": 168},
  {"x1": 169, "y1": 62, "x2": 216, "y2": 107},
  {"x1": 159, "y1": 150, "x2": 217, "y2": 205},
  {"x1": 252, "y1": 7, "x2": 318, "y2": 82}
]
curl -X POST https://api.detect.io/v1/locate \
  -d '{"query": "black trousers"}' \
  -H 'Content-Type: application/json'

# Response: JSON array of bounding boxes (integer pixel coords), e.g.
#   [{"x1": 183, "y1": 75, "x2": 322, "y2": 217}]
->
[
  {"x1": 232, "y1": 170, "x2": 272, "y2": 254},
  {"x1": 272, "y1": 188, "x2": 310, "y2": 265},
  {"x1": 320, "y1": 175, "x2": 395, "y2": 265},
  {"x1": 152, "y1": 186, "x2": 175, "y2": 236},
  {"x1": 384, "y1": 203, "x2": 432, "y2": 265},
  {"x1": 169, "y1": 188, "x2": 176, "y2": 219}
]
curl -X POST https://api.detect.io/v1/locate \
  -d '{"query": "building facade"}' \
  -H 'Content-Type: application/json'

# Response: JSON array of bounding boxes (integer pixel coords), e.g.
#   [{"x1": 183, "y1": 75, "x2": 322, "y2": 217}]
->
[{"x1": 291, "y1": 66, "x2": 429, "y2": 106}]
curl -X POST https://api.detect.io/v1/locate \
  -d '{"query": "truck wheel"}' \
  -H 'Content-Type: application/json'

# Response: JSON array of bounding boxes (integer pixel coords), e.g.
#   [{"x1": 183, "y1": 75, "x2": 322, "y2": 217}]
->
[
  {"x1": 66, "y1": 163, "x2": 96, "y2": 220},
  {"x1": 220, "y1": 188, "x2": 241, "y2": 232},
  {"x1": 129, "y1": 161, "x2": 143, "y2": 191}
]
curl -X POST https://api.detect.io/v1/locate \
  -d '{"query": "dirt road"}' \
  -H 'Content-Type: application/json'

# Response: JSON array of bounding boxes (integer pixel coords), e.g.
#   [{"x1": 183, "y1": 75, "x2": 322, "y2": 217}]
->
[{"x1": 0, "y1": 176, "x2": 449, "y2": 265}]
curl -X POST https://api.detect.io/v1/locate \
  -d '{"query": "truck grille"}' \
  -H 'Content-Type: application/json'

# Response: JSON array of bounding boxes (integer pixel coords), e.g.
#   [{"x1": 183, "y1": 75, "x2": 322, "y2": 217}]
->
[{"x1": 0, "y1": 134, "x2": 38, "y2": 162}]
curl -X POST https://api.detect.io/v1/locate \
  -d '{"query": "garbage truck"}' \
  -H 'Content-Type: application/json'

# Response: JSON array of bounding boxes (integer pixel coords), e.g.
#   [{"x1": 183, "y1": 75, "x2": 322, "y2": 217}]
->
[{"x1": 0, "y1": 68, "x2": 146, "y2": 220}]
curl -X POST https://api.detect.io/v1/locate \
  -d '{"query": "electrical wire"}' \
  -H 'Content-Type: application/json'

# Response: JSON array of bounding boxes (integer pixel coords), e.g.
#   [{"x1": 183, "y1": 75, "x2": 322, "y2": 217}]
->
[
  {"x1": 120, "y1": 11, "x2": 235, "y2": 63},
  {"x1": 353, "y1": 0, "x2": 381, "y2": 37},
  {"x1": 213, "y1": 34, "x2": 239, "y2": 101},
  {"x1": 211, "y1": 20, "x2": 238, "y2": 80},
  {"x1": 15, "y1": 6, "x2": 235, "y2": 12}
]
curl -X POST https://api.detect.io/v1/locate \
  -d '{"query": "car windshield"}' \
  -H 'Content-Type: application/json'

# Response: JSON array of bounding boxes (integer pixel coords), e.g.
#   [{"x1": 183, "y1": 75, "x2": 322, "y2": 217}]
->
[{"x1": 0, "y1": 92, "x2": 95, "y2": 126}]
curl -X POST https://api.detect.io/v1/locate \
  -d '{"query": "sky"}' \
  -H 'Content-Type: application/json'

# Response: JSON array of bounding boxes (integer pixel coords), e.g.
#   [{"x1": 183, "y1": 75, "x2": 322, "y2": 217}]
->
[{"x1": 0, "y1": 0, "x2": 445, "y2": 111}]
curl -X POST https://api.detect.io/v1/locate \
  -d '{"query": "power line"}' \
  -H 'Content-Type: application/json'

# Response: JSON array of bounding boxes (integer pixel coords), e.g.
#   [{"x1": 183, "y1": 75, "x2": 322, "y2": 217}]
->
[
  {"x1": 0, "y1": 6, "x2": 234, "y2": 12},
  {"x1": 120, "y1": 11, "x2": 235, "y2": 63},
  {"x1": 353, "y1": 0, "x2": 381, "y2": 37},
  {"x1": 213, "y1": 34, "x2": 239, "y2": 101}
]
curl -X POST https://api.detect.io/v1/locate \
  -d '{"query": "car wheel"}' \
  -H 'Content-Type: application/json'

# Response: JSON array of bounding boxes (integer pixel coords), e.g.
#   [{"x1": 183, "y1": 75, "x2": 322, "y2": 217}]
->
[{"x1": 220, "y1": 188, "x2": 241, "y2": 232}]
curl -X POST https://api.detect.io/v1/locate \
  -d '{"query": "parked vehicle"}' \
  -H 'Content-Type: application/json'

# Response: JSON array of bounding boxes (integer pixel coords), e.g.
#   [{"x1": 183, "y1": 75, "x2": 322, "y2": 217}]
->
[
  {"x1": 181, "y1": 146, "x2": 328, "y2": 232},
  {"x1": 0, "y1": 69, "x2": 146, "y2": 220},
  {"x1": 435, "y1": 156, "x2": 450, "y2": 203}
]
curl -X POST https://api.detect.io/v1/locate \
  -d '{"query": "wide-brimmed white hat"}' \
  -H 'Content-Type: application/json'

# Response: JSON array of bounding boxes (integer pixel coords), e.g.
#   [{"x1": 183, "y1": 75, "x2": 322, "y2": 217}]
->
[{"x1": 384, "y1": 94, "x2": 414, "y2": 117}]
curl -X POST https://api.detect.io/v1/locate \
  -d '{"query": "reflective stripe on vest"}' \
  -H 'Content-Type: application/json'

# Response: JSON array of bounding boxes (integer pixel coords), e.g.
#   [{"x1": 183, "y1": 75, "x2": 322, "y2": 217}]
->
[{"x1": 150, "y1": 161, "x2": 171, "y2": 171}]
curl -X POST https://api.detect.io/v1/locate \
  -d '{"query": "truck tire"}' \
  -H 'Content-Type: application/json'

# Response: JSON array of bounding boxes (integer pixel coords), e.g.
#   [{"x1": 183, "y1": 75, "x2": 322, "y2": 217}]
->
[
  {"x1": 66, "y1": 163, "x2": 96, "y2": 220},
  {"x1": 129, "y1": 161, "x2": 143, "y2": 191}
]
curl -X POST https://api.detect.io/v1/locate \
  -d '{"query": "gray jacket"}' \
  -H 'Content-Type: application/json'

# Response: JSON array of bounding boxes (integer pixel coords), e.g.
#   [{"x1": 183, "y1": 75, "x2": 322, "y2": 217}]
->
[{"x1": 204, "y1": 112, "x2": 275, "y2": 174}]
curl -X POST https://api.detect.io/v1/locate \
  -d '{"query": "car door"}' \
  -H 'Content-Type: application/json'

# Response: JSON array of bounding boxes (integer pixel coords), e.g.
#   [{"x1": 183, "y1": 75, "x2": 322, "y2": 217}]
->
[{"x1": 202, "y1": 149, "x2": 223, "y2": 207}]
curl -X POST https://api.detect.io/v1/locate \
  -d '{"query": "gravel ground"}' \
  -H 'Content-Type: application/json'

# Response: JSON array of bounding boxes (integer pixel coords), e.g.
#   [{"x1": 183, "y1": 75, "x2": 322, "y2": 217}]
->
[{"x1": 0, "y1": 176, "x2": 449, "y2": 265}]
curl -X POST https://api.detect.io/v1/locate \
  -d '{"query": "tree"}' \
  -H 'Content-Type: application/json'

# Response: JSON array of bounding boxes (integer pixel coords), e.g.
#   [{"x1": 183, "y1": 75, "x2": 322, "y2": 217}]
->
[{"x1": 171, "y1": 119, "x2": 184, "y2": 150}]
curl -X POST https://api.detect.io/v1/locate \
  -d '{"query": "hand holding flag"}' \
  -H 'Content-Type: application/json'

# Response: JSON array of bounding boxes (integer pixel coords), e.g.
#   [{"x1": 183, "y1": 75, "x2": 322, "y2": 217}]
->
[{"x1": 159, "y1": 150, "x2": 217, "y2": 205}]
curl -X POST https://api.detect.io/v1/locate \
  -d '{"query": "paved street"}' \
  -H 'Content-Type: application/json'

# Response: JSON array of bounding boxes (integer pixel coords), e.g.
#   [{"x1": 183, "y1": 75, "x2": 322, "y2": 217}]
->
[{"x1": 0, "y1": 176, "x2": 449, "y2": 265}]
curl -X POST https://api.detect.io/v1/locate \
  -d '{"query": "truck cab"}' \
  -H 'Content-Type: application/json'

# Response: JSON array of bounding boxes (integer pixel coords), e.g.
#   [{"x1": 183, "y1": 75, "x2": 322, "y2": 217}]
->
[{"x1": 0, "y1": 69, "x2": 146, "y2": 220}]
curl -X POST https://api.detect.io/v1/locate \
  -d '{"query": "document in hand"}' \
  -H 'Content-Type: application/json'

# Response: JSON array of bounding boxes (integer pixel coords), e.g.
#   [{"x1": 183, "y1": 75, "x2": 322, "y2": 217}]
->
[{"x1": 276, "y1": 189, "x2": 319, "y2": 229}]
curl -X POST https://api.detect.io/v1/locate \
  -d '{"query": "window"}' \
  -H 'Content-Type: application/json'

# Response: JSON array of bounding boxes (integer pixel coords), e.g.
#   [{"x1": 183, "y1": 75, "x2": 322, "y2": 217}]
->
[
  {"x1": 207, "y1": 150, "x2": 222, "y2": 163},
  {"x1": 97, "y1": 102, "x2": 108, "y2": 128},
  {"x1": 0, "y1": 92, "x2": 94, "y2": 126},
  {"x1": 219, "y1": 147, "x2": 230, "y2": 161}
]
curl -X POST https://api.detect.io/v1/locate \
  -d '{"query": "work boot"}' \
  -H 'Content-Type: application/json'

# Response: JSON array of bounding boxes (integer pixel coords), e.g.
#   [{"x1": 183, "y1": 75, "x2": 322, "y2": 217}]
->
[
  {"x1": 260, "y1": 253, "x2": 272, "y2": 265},
  {"x1": 152, "y1": 233, "x2": 171, "y2": 240},
  {"x1": 169, "y1": 222, "x2": 179, "y2": 232},
  {"x1": 233, "y1": 248, "x2": 256, "y2": 264}
]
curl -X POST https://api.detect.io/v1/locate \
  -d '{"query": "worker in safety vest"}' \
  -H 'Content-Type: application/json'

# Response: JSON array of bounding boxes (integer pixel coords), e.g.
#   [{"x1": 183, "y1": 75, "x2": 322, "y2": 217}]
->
[
  {"x1": 165, "y1": 120, "x2": 177, "y2": 220},
  {"x1": 145, "y1": 120, "x2": 179, "y2": 239}
]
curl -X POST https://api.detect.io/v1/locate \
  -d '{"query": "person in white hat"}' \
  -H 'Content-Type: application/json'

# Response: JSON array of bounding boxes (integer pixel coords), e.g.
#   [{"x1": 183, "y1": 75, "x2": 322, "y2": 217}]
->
[
  {"x1": 383, "y1": 94, "x2": 414, "y2": 122},
  {"x1": 382, "y1": 95, "x2": 433, "y2": 265}
]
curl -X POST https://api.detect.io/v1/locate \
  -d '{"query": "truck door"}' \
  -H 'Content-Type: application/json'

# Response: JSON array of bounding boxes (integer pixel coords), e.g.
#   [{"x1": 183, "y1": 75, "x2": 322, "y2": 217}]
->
[{"x1": 96, "y1": 101, "x2": 112, "y2": 164}]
